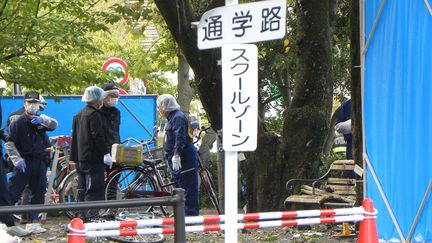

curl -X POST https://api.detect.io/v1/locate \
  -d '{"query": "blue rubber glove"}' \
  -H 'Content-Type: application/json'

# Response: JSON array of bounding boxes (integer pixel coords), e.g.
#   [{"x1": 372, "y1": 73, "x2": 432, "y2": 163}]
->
[
  {"x1": 30, "y1": 116, "x2": 43, "y2": 125},
  {"x1": 14, "y1": 159, "x2": 26, "y2": 173}
]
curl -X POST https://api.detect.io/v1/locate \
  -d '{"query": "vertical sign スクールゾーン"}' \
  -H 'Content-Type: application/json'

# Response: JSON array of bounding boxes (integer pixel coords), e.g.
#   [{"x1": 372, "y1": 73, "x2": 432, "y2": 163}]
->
[{"x1": 222, "y1": 44, "x2": 258, "y2": 151}]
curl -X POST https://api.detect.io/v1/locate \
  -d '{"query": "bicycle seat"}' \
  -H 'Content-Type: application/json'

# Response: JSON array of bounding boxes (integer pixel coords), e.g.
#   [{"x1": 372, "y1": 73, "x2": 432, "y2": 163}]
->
[{"x1": 142, "y1": 159, "x2": 164, "y2": 167}]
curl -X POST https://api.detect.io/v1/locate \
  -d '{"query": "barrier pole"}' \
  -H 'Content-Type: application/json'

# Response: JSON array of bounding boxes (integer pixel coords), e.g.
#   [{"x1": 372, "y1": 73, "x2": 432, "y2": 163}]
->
[{"x1": 173, "y1": 188, "x2": 186, "y2": 242}]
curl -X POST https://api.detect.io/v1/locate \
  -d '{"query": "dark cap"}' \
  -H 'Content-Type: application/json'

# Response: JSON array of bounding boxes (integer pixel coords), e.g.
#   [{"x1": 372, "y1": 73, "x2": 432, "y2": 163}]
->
[
  {"x1": 101, "y1": 83, "x2": 119, "y2": 91},
  {"x1": 24, "y1": 91, "x2": 40, "y2": 102},
  {"x1": 190, "y1": 121, "x2": 200, "y2": 130}
]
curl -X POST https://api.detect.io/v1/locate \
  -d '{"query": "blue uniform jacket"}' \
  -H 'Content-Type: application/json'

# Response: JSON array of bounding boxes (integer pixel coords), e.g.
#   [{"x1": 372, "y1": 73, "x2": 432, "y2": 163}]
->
[
  {"x1": 337, "y1": 99, "x2": 352, "y2": 159},
  {"x1": 163, "y1": 109, "x2": 191, "y2": 156},
  {"x1": 8, "y1": 114, "x2": 47, "y2": 159}
]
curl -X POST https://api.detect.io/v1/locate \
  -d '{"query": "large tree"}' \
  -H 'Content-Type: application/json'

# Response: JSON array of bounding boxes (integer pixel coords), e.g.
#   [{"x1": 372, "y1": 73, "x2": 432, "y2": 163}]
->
[{"x1": 154, "y1": 0, "x2": 334, "y2": 211}]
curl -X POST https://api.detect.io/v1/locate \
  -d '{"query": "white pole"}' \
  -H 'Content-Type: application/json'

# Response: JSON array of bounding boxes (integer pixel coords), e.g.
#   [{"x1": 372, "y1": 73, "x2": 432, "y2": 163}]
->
[
  {"x1": 41, "y1": 147, "x2": 60, "y2": 223},
  {"x1": 224, "y1": 151, "x2": 238, "y2": 242},
  {"x1": 225, "y1": 1, "x2": 239, "y2": 242}
]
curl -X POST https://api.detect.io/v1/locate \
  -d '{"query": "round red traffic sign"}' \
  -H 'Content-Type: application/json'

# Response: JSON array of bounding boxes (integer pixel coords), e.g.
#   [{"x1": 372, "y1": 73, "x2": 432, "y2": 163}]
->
[{"x1": 102, "y1": 58, "x2": 129, "y2": 85}]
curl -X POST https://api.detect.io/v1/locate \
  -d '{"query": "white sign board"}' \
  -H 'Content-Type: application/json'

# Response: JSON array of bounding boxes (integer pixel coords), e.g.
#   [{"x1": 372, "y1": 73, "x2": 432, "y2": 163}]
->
[
  {"x1": 198, "y1": 0, "x2": 286, "y2": 50},
  {"x1": 222, "y1": 44, "x2": 258, "y2": 151}
]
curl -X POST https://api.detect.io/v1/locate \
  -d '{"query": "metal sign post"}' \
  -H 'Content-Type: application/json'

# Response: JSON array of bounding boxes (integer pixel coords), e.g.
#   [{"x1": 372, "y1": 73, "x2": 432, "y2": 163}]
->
[{"x1": 222, "y1": 44, "x2": 258, "y2": 242}]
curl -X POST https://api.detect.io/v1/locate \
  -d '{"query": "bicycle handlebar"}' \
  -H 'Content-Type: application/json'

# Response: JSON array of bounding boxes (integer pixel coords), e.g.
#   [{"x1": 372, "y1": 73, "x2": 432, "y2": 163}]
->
[
  {"x1": 121, "y1": 126, "x2": 159, "y2": 146},
  {"x1": 121, "y1": 137, "x2": 142, "y2": 145},
  {"x1": 194, "y1": 126, "x2": 211, "y2": 144}
]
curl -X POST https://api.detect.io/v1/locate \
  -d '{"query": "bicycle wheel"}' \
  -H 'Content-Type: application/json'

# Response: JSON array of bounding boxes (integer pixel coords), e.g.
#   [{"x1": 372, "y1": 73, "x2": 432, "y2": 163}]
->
[
  {"x1": 105, "y1": 167, "x2": 166, "y2": 217},
  {"x1": 58, "y1": 170, "x2": 80, "y2": 218},
  {"x1": 200, "y1": 168, "x2": 221, "y2": 214},
  {"x1": 105, "y1": 212, "x2": 166, "y2": 243}
]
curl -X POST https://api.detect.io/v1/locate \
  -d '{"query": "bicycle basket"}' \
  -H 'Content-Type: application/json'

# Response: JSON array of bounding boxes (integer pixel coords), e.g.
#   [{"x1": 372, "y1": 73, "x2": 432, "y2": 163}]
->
[{"x1": 111, "y1": 144, "x2": 143, "y2": 166}]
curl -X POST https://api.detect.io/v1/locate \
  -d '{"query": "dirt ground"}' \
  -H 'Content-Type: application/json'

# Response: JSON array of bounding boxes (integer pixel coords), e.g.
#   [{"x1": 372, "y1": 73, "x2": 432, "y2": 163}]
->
[{"x1": 17, "y1": 210, "x2": 358, "y2": 243}]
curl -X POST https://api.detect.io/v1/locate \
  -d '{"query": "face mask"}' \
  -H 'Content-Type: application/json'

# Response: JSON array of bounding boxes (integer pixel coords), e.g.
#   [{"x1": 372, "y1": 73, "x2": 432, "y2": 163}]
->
[
  {"x1": 25, "y1": 103, "x2": 39, "y2": 115},
  {"x1": 107, "y1": 98, "x2": 118, "y2": 107}
]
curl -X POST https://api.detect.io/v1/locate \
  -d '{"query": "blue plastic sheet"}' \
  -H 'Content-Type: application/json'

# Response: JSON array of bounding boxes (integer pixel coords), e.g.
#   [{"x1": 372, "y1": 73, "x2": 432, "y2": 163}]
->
[
  {"x1": 364, "y1": 0, "x2": 432, "y2": 241},
  {"x1": 0, "y1": 95, "x2": 157, "y2": 142}
]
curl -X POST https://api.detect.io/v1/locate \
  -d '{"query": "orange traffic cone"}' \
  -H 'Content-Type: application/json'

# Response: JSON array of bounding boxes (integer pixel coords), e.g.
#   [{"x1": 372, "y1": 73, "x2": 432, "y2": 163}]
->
[
  {"x1": 68, "y1": 218, "x2": 85, "y2": 243},
  {"x1": 358, "y1": 198, "x2": 378, "y2": 243}
]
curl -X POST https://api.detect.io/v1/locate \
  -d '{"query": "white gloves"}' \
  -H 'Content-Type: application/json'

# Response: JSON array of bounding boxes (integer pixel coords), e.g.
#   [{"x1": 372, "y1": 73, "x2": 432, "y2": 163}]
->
[
  {"x1": 172, "y1": 155, "x2": 182, "y2": 171},
  {"x1": 335, "y1": 119, "x2": 352, "y2": 134},
  {"x1": 104, "y1": 153, "x2": 113, "y2": 169},
  {"x1": 39, "y1": 114, "x2": 58, "y2": 130}
]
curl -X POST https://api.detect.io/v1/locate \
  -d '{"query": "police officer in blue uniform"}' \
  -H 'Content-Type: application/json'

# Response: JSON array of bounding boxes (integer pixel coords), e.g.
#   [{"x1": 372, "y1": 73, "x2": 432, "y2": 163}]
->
[
  {"x1": 157, "y1": 94, "x2": 199, "y2": 216},
  {"x1": 336, "y1": 99, "x2": 352, "y2": 159},
  {"x1": 6, "y1": 94, "x2": 57, "y2": 224},
  {"x1": 0, "y1": 102, "x2": 31, "y2": 237},
  {"x1": 5, "y1": 91, "x2": 57, "y2": 233}
]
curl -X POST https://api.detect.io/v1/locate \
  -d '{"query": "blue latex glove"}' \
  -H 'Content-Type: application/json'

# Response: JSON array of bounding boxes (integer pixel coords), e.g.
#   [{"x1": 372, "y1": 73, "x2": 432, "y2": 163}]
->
[
  {"x1": 31, "y1": 116, "x2": 43, "y2": 125},
  {"x1": 14, "y1": 159, "x2": 26, "y2": 173}
]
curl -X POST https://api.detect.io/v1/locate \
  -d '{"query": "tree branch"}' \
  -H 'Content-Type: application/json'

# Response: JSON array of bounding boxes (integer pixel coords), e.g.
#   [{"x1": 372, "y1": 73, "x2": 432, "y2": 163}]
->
[
  {"x1": 24, "y1": 41, "x2": 49, "y2": 55},
  {"x1": 204, "y1": 0, "x2": 224, "y2": 12},
  {"x1": 0, "y1": 52, "x2": 24, "y2": 62},
  {"x1": 68, "y1": 0, "x2": 103, "y2": 25},
  {"x1": 0, "y1": 0, "x2": 8, "y2": 18},
  {"x1": 35, "y1": 0, "x2": 40, "y2": 18},
  {"x1": 263, "y1": 96, "x2": 276, "y2": 106},
  {"x1": 1, "y1": 2, "x2": 21, "y2": 27},
  {"x1": 39, "y1": 0, "x2": 66, "y2": 18},
  {"x1": 21, "y1": 0, "x2": 41, "y2": 56}
]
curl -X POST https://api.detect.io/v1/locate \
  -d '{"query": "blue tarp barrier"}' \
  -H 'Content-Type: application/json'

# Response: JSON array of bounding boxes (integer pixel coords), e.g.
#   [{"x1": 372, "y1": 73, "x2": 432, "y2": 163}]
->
[
  {"x1": 0, "y1": 95, "x2": 157, "y2": 142},
  {"x1": 364, "y1": 0, "x2": 432, "y2": 241}
]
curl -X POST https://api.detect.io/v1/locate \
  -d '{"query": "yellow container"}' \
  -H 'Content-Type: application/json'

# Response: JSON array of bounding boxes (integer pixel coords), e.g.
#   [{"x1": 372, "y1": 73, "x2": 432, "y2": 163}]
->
[{"x1": 111, "y1": 144, "x2": 143, "y2": 166}]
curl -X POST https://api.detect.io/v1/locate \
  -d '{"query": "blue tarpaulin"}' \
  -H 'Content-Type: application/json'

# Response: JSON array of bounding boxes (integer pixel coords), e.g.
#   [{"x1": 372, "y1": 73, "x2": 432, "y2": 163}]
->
[
  {"x1": 364, "y1": 0, "x2": 432, "y2": 241},
  {"x1": 0, "y1": 95, "x2": 157, "y2": 142}
]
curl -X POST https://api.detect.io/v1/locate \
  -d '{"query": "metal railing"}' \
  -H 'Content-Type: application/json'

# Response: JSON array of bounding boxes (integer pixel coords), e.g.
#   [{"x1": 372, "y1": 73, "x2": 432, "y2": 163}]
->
[{"x1": 0, "y1": 188, "x2": 186, "y2": 242}]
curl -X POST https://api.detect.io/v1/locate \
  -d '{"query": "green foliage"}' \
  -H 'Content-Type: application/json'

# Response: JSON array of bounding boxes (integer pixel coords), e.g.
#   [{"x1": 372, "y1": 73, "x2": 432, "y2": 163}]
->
[
  {"x1": 0, "y1": 0, "x2": 178, "y2": 95},
  {"x1": 0, "y1": 0, "x2": 120, "y2": 94},
  {"x1": 321, "y1": 151, "x2": 346, "y2": 174},
  {"x1": 332, "y1": 0, "x2": 351, "y2": 102},
  {"x1": 256, "y1": 1, "x2": 351, "y2": 134}
]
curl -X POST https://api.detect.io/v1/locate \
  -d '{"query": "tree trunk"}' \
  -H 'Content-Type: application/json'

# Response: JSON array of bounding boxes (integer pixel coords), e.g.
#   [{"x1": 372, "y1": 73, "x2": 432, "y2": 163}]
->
[
  {"x1": 350, "y1": 0, "x2": 363, "y2": 203},
  {"x1": 154, "y1": 0, "x2": 334, "y2": 212},
  {"x1": 280, "y1": 0, "x2": 333, "y2": 190},
  {"x1": 154, "y1": 0, "x2": 224, "y2": 130},
  {"x1": 323, "y1": 107, "x2": 341, "y2": 156},
  {"x1": 176, "y1": 54, "x2": 193, "y2": 118}
]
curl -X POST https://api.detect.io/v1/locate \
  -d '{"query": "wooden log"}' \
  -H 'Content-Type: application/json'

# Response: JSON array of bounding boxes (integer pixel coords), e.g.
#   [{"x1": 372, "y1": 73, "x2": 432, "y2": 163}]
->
[{"x1": 327, "y1": 178, "x2": 356, "y2": 185}]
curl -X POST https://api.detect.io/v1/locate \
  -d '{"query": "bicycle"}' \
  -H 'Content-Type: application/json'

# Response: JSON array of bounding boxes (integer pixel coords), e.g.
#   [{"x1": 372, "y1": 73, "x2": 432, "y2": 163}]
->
[
  {"x1": 105, "y1": 125, "x2": 221, "y2": 216},
  {"x1": 193, "y1": 127, "x2": 221, "y2": 214},
  {"x1": 104, "y1": 136, "x2": 175, "y2": 219}
]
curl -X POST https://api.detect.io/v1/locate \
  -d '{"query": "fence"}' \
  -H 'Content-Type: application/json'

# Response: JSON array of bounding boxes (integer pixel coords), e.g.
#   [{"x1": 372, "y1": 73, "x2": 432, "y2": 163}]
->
[
  {"x1": 67, "y1": 198, "x2": 378, "y2": 243},
  {"x1": 0, "y1": 188, "x2": 186, "y2": 242}
]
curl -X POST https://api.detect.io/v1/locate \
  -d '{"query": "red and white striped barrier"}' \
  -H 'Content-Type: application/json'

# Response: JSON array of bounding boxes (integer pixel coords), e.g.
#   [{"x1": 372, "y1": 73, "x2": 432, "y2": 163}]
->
[
  {"x1": 81, "y1": 207, "x2": 366, "y2": 231},
  {"x1": 68, "y1": 203, "x2": 378, "y2": 242},
  {"x1": 70, "y1": 214, "x2": 365, "y2": 238}
]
